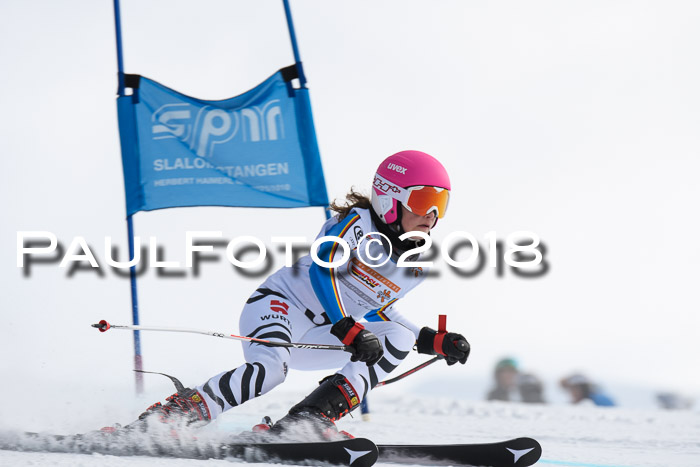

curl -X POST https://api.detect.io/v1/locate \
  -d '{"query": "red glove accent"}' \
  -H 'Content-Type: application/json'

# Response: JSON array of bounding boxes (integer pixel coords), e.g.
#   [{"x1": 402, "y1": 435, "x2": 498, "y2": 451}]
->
[
  {"x1": 341, "y1": 321, "x2": 365, "y2": 345},
  {"x1": 433, "y1": 314, "x2": 447, "y2": 356}
]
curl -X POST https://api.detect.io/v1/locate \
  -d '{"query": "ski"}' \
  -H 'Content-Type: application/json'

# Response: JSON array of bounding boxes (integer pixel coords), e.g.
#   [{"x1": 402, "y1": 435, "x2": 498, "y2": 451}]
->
[
  {"x1": 0, "y1": 430, "x2": 379, "y2": 466},
  {"x1": 222, "y1": 438, "x2": 378, "y2": 466},
  {"x1": 3, "y1": 430, "x2": 540, "y2": 466},
  {"x1": 377, "y1": 437, "x2": 542, "y2": 466}
]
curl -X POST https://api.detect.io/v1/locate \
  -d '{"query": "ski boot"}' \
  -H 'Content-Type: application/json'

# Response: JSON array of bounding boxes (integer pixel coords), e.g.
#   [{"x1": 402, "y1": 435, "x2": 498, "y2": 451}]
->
[
  {"x1": 252, "y1": 415, "x2": 274, "y2": 433},
  {"x1": 133, "y1": 387, "x2": 211, "y2": 429},
  {"x1": 271, "y1": 374, "x2": 360, "y2": 441}
]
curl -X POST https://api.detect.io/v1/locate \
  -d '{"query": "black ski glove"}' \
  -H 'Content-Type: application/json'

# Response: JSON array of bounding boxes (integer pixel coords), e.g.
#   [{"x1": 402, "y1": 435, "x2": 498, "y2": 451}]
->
[
  {"x1": 416, "y1": 327, "x2": 470, "y2": 365},
  {"x1": 331, "y1": 317, "x2": 384, "y2": 366}
]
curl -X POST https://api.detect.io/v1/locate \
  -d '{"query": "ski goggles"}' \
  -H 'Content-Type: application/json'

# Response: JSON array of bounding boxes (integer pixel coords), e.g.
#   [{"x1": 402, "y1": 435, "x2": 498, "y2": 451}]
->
[{"x1": 373, "y1": 174, "x2": 450, "y2": 218}]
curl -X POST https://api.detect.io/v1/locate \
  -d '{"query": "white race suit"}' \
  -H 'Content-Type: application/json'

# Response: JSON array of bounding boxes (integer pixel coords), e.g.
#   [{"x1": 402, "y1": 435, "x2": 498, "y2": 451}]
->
[{"x1": 196, "y1": 208, "x2": 429, "y2": 420}]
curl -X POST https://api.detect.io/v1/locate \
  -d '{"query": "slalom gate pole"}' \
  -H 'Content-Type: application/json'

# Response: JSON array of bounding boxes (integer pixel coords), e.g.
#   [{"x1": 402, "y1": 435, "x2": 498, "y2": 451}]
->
[
  {"x1": 126, "y1": 217, "x2": 144, "y2": 394},
  {"x1": 92, "y1": 320, "x2": 351, "y2": 352},
  {"x1": 113, "y1": 0, "x2": 144, "y2": 394},
  {"x1": 281, "y1": 0, "x2": 307, "y2": 88},
  {"x1": 113, "y1": 0, "x2": 125, "y2": 95}
]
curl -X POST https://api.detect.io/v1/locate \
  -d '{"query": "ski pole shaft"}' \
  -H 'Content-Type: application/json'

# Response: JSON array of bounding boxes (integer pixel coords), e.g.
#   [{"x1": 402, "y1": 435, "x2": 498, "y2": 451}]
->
[
  {"x1": 376, "y1": 356, "x2": 442, "y2": 387},
  {"x1": 92, "y1": 320, "x2": 351, "y2": 352}
]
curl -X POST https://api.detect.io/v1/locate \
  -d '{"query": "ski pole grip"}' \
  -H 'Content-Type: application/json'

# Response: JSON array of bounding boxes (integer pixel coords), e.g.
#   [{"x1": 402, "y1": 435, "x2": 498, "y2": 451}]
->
[
  {"x1": 92, "y1": 320, "x2": 111, "y2": 332},
  {"x1": 437, "y1": 314, "x2": 447, "y2": 333},
  {"x1": 433, "y1": 314, "x2": 448, "y2": 355}
]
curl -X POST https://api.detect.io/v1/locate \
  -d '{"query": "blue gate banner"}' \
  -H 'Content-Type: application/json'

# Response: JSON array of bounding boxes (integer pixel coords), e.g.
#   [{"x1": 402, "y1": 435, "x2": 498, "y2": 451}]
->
[{"x1": 117, "y1": 67, "x2": 329, "y2": 215}]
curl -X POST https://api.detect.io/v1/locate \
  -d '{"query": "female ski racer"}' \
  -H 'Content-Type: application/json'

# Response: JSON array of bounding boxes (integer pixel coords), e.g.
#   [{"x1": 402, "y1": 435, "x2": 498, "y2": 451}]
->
[{"x1": 136, "y1": 150, "x2": 471, "y2": 437}]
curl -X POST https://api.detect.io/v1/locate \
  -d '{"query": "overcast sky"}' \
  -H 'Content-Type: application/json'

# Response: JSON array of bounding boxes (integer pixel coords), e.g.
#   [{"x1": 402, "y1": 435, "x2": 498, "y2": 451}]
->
[{"x1": 1, "y1": 0, "x2": 699, "y2": 427}]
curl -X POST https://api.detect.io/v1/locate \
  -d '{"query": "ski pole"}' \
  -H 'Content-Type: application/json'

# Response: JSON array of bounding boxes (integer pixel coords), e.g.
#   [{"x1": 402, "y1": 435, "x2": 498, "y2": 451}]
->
[
  {"x1": 92, "y1": 320, "x2": 351, "y2": 353},
  {"x1": 376, "y1": 356, "x2": 442, "y2": 387},
  {"x1": 376, "y1": 314, "x2": 469, "y2": 387}
]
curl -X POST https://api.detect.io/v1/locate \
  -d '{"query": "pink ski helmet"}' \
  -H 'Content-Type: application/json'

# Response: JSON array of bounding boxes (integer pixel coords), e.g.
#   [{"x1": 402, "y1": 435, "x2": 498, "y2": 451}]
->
[{"x1": 371, "y1": 150, "x2": 451, "y2": 224}]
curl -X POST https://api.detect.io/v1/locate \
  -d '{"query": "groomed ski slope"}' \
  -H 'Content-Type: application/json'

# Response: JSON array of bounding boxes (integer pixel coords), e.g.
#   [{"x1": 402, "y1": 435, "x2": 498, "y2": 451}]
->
[{"x1": 1, "y1": 391, "x2": 698, "y2": 467}]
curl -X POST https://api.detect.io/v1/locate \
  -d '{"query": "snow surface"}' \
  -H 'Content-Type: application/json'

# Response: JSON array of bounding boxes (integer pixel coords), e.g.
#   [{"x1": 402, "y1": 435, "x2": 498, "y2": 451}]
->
[{"x1": 2, "y1": 390, "x2": 698, "y2": 467}]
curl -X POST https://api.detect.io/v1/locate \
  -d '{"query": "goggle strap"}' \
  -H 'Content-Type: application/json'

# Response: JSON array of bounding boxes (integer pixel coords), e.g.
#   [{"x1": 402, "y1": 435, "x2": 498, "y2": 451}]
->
[
  {"x1": 373, "y1": 173, "x2": 409, "y2": 204},
  {"x1": 373, "y1": 173, "x2": 449, "y2": 218}
]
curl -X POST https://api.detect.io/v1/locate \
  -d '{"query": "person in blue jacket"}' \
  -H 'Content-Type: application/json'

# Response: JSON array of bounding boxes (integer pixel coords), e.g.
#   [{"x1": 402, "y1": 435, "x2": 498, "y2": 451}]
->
[{"x1": 561, "y1": 374, "x2": 616, "y2": 407}]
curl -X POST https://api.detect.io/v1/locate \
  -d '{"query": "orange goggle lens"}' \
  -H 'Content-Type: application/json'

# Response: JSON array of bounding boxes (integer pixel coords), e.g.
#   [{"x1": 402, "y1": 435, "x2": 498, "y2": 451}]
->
[{"x1": 404, "y1": 186, "x2": 450, "y2": 218}]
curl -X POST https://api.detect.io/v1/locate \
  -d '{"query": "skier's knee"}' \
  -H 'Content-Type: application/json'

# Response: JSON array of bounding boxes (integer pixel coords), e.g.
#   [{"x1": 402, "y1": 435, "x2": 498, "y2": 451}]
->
[
  {"x1": 258, "y1": 360, "x2": 289, "y2": 393},
  {"x1": 243, "y1": 344, "x2": 290, "y2": 394},
  {"x1": 383, "y1": 324, "x2": 415, "y2": 361}
]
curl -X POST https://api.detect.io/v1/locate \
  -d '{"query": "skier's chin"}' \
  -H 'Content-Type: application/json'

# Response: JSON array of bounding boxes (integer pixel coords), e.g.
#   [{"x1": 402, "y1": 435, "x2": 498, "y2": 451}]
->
[{"x1": 405, "y1": 227, "x2": 431, "y2": 238}]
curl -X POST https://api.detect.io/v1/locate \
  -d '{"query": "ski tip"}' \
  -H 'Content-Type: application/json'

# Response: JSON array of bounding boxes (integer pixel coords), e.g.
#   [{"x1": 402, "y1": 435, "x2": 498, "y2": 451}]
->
[
  {"x1": 343, "y1": 438, "x2": 379, "y2": 467},
  {"x1": 509, "y1": 437, "x2": 542, "y2": 465},
  {"x1": 92, "y1": 320, "x2": 111, "y2": 332},
  {"x1": 376, "y1": 437, "x2": 542, "y2": 467}
]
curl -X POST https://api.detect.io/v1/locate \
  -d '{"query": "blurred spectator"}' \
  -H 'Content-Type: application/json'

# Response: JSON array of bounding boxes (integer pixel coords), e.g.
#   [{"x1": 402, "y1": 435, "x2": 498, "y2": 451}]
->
[
  {"x1": 519, "y1": 373, "x2": 545, "y2": 403},
  {"x1": 656, "y1": 392, "x2": 694, "y2": 410},
  {"x1": 487, "y1": 358, "x2": 545, "y2": 403},
  {"x1": 487, "y1": 358, "x2": 519, "y2": 401},
  {"x1": 560, "y1": 373, "x2": 615, "y2": 407}
]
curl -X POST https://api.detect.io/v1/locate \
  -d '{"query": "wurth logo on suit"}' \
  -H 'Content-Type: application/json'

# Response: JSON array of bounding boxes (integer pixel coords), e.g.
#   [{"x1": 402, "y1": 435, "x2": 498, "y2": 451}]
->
[
  {"x1": 270, "y1": 300, "x2": 289, "y2": 315},
  {"x1": 259, "y1": 299, "x2": 292, "y2": 325}
]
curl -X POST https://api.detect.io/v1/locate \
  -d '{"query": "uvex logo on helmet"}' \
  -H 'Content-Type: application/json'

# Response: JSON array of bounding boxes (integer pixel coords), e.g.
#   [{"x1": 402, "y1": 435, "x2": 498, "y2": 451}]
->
[{"x1": 386, "y1": 163, "x2": 407, "y2": 174}]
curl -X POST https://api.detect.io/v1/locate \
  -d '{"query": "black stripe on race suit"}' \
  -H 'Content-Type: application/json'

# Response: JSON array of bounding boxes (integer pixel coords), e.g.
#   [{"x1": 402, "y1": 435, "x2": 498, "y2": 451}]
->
[
  {"x1": 218, "y1": 369, "x2": 238, "y2": 408},
  {"x1": 246, "y1": 288, "x2": 288, "y2": 304},
  {"x1": 202, "y1": 381, "x2": 225, "y2": 412},
  {"x1": 240, "y1": 364, "x2": 255, "y2": 403},
  {"x1": 253, "y1": 363, "x2": 266, "y2": 397},
  {"x1": 368, "y1": 365, "x2": 379, "y2": 388},
  {"x1": 304, "y1": 309, "x2": 332, "y2": 326},
  {"x1": 255, "y1": 331, "x2": 292, "y2": 343},
  {"x1": 384, "y1": 336, "x2": 410, "y2": 361},
  {"x1": 360, "y1": 375, "x2": 369, "y2": 400},
  {"x1": 246, "y1": 322, "x2": 291, "y2": 339},
  {"x1": 250, "y1": 330, "x2": 293, "y2": 355},
  {"x1": 377, "y1": 357, "x2": 398, "y2": 374}
]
